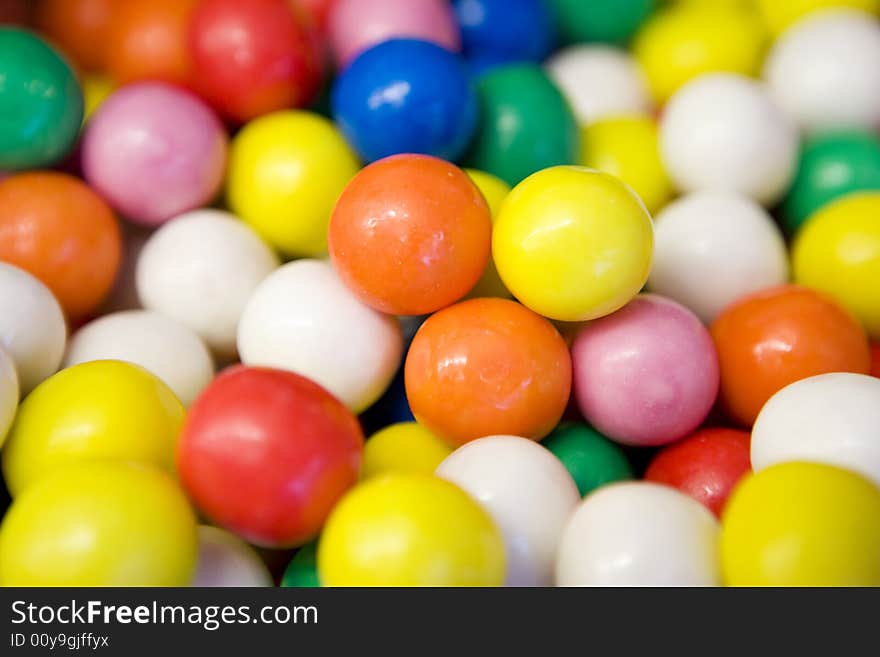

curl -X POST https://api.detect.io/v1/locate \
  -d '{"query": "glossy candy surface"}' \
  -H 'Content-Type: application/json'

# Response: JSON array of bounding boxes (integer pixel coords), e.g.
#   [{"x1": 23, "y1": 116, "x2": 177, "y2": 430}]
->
[
  {"x1": 549, "y1": 0, "x2": 655, "y2": 45},
  {"x1": 35, "y1": 0, "x2": 113, "y2": 72},
  {"x1": 541, "y1": 423, "x2": 633, "y2": 497},
  {"x1": 362, "y1": 422, "x2": 452, "y2": 480},
  {"x1": 192, "y1": 526, "x2": 273, "y2": 587}
]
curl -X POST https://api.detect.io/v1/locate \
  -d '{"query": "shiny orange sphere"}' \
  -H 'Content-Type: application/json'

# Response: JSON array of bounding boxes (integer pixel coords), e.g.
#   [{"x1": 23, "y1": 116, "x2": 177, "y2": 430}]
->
[
  {"x1": 405, "y1": 298, "x2": 572, "y2": 447},
  {"x1": 36, "y1": 0, "x2": 113, "y2": 72},
  {"x1": 0, "y1": 172, "x2": 122, "y2": 321},
  {"x1": 710, "y1": 285, "x2": 871, "y2": 427}
]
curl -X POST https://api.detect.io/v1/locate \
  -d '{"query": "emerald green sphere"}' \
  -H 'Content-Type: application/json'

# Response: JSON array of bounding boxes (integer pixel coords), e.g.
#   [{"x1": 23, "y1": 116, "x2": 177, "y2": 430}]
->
[
  {"x1": 549, "y1": 0, "x2": 656, "y2": 45},
  {"x1": 281, "y1": 542, "x2": 320, "y2": 588},
  {"x1": 543, "y1": 422, "x2": 633, "y2": 497},
  {"x1": 0, "y1": 28, "x2": 84, "y2": 171}
]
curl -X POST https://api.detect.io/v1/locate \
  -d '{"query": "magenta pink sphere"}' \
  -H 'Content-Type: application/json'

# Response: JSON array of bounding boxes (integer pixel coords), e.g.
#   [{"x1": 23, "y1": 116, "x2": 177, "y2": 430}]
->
[
  {"x1": 571, "y1": 294, "x2": 720, "y2": 447},
  {"x1": 328, "y1": 0, "x2": 461, "y2": 69},
  {"x1": 81, "y1": 82, "x2": 228, "y2": 227}
]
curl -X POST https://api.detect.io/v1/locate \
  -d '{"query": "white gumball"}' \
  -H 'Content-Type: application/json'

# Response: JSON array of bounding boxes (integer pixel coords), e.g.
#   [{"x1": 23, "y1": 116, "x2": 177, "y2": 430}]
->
[
  {"x1": 546, "y1": 46, "x2": 652, "y2": 125},
  {"x1": 136, "y1": 209, "x2": 279, "y2": 358},
  {"x1": 764, "y1": 10, "x2": 880, "y2": 133},
  {"x1": 660, "y1": 73, "x2": 799, "y2": 206},
  {"x1": 238, "y1": 259, "x2": 403, "y2": 413},
  {"x1": 0, "y1": 263, "x2": 66, "y2": 394},
  {"x1": 648, "y1": 192, "x2": 789, "y2": 323},
  {"x1": 65, "y1": 310, "x2": 214, "y2": 406},
  {"x1": 436, "y1": 435, "x2": 579, "y2": 587},
  {"x1": 0, "y1": 347, "x2": 19, "y2": 446},
  {"x1": 192, "y1": 526, "x2": 273, "y2": 587},
  {"x1": 556, "y1": 482, "x2": 720, "y2": 586},
  {"x1": 752, "y1": 373, "x2": 880, "y2": 487}
]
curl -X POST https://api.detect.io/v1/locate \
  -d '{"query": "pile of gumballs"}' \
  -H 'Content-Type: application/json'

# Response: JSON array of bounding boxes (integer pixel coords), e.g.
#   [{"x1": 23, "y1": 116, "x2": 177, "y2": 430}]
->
[{"x1": 1, "y1": 0, "x2": 880, "y2": 588}]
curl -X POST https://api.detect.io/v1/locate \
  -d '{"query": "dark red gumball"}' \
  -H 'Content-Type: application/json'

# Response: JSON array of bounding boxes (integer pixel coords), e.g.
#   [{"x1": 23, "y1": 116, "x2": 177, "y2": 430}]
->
[
  {"x1": 189, "y1": 0, "x2": 325, "y2": 123},
  {"x1": 644, "y1": 427, "x2": 751, "y2": 518},
  {"x1": 871, "y1": 343, "x2": 880, "y2": 378},
  {"x1": 178, "y1": 365, "x2": 363, "y2": 548}
]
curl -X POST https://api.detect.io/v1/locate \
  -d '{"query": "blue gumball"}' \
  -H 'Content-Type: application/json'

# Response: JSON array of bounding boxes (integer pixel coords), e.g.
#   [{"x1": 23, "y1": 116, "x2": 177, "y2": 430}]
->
[{"x1": 331, "y1": 39, "x2": 478, "y2": 163}]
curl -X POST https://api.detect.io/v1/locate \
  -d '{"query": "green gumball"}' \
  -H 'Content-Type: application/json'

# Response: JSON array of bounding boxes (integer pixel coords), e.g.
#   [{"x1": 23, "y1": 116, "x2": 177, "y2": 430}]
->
[
  {"x1": 281, "y1": 542, "x2": 320, "y2": 588},
  {"x1": 549, "y1": 0, "x2": 656, "y2": 45},
  {"x1": 543, "y1": 422, "x2": 633, "y2": 497}
]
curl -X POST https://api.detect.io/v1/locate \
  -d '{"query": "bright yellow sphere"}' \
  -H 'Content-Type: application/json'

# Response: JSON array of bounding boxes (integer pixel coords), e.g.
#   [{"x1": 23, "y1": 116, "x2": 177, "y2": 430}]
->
[
  {"x1": 465, "y1": 169, "x2": 513, "y2": 299},
  {"x1": 493, "y1": 166, "x2": 653, "y2": 322},
  {"x1": 579, "y1": 115, "x2": 673, "y2": 214},
  {"x1": 318, "y1": 474, "x2": 506, "y2": 586},
  {"x1": 82, "y1": 74, "x2": 114, "y2": 122},
  {"x1": 0, "y1": 462, "x2": 198, "y2": 586},
  {"x1": 792, "y1": 192, "x2": 880, "y2": 339},
  {"x1": 227, "y1": 111, "x2": 360, "y2": 258},
  {"x1": 362, "y1": 422, "x2": 452, "y2": 479},
  {"x1": 721, "y1": 462, "x2": 880, "y2": 586},
  {"x1": 754, "y1": 0, "x2": 880, "y2": 37},
  {"x1": 633, "y1": 4, "x2": 766, "y2": 103},
  {"x1": 1, "y1": 360, "x2": 184, "y2": 496}
]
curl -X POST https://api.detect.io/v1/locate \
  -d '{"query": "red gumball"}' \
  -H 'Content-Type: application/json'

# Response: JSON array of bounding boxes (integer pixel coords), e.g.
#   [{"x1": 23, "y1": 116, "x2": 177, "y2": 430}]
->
[
  {"x1": 178, "y1": 366, "x2": 363, "y2": 547},
  {"x1": 189, "y1": 0, "x2": 324, "y2": 123},
  {"x1": 644, "y1": 427, "x2": 751, "y2": 518}
]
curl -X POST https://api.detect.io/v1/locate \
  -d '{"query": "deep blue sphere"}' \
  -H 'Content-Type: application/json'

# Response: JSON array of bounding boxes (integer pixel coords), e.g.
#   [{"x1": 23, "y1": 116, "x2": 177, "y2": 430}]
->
[{"x1": 331, "y1": 39, "x2": 478, "y2": 163}]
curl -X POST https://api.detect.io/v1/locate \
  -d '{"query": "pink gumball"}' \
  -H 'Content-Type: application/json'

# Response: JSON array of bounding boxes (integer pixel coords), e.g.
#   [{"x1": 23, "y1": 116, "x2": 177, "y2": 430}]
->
[
  {"x1": 81, "y1": 82, "x2": 228, "y2": 227},
  {"x1": 571, "y1": 294, "x2": 719, "y2": 447},
  {"x1": 328, "y1": 0, "x2": 461, "y2": 68}
]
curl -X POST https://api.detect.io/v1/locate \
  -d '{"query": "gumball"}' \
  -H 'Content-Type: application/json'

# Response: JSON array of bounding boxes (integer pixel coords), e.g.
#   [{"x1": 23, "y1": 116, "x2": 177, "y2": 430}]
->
[
  {"x1": 793, "y1": 192, "x2": 880, "y2": 339},
  {"x1": 104, "y1": 0, "x2": 195, "y2": 86},
  {"x1": 0, "y1": 348, "x2": 17, "y2": 446},
  {"x1": 193, "y1": 526, "x2": 273, "y2": 587},
  {"x1": 453, "y1": 0, "x2": 557, "y2": 72},
  {"x1": 782, "y1": 131, "x2": 880, "y2": 233},
  {"x1": 281, "y1": 542, "x2": 320, "y2": 588},
  {"x1": 764, "y1": 10, "x2": 880, "y2": 133},
  {"x1": 752, "y1": 373, "x2": 880, "y2": 486},
  {"x1": 0, "y1": 29, "x2": 83, "y2": 170},
  {"x1": 0, "y1": 462, "x2": 197, "y2": 586},
  {"x1": 645, "y1": 428, "x2": 751, "y2": 518},
  {"x1": 136, "y1": 209, "x2": 279, "y2": 358},
  {"x1": 189, "y1": 0, "x2": 324, "y2": 123},
  {"x1": 82, "y1": 73, "x2": 114, "y2": 121},
  {"x1": 546, "y1": 46, "x2": 652, "y2": 126},
  {"x1": 633, "y1": 4, "x2": 765, "y2": 104},
  {"x1": 178, "y1": 366, "x2": 363, "y2": 548},
  {"x1": 542, "y1": 423, "x2": 633, "y2": 497},
  {"x1": 556, "y1": 482, "x2": 720, "y2": 586},
  {"x1": 466, "y1": 64, "x2": 579, "y2": 186},
  {"x1": 227, "y1": 111, "x2": 358, "y2": 258},
  {"x1": 0, "y1": 0, "x2": 30, "y2": 25},
  {"x1": 82, "y1": 83, "x2": 227, "y2": 226},
  {"x1": 332, "y1": 39, "x2": 477, "y2": 163},
  {"x1": 2, "y1": 360, "x2": 184, "y2": 495},
  {"x1": 405, "y1": 298, "x2": 571, "y2": 447},
  {"x1": 238, "y1": 260, "x2": 403, "y2": 413},
  {"x1": 492, "y1": 166, "x2": 653, "y2": 322},
  {"x1": 648, "y1": 193, "x2": 789, "y2": 323},
  {"x1": 0, "y1": 264, "x2": 66, "y2": 394},
  {"x1": 0, "y1": 172, "x2": 121, "y2": 321},
  {"x1": 436, "y1": 436, "x2": 579, "y2": 586},
  {"x1": 548, "y1": 0, "x2": 655, "y2": 45},
  {"x1": 362, "y1": 422, "x2": 452, "y2": 479},
  {"x1": 329, "y1": 154, "x2": 491, "y2": 315},
  {"x1": 710, "y1": 285, "x2": 871, "y2": 427},
  {"x1": 328, "y1": 0, "x2": 460, "y2": 69},
  {"x1": 579, "y1": 115, "x2": 672, "y2": 214},
  {"x1": 755, "y1": 0, "x2": 879, "y2": 37},
  {"x1": 872, "y1": 343, "x2": 880, "y2": 376},
  {"x1": 317, "y1": 473, "x2": 505, "y2": 586},
  {"x1": 464, "y1": 169, "x2": 511, "y2": 299},
  {"x1": 572, "y1": 295, "x2": 719, "y2": 447},
  {"x1": 35, "y1": 0, "x2": 112, "y2": 71},
  {"x1": 721, "y1": 462, "x2": 880, "y2": 586},
  {"x1": 65, "y1": 310, "x2": 214, "y2": 407},
  {"x1": 660, "y1": 74, "x2": 799, "y2": 206}
]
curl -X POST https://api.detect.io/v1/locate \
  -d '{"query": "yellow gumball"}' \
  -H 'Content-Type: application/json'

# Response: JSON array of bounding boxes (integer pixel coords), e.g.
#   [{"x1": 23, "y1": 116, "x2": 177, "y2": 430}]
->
[
  {"x1": 754, "y1": 0, "x2": 880, "y2": 37},
  {"x1": 633, "y1": 4, "x2": 766, "y2": 103},
  {"x1": 362, "y1": 422, "x2": 452, "y2": 479},
  {"x1": 493, "y1": 166, "x2": 653, "y2": 322},
  {"x1": 227, "y1": 111, "x2": 360, "y2": 258},
  {"x1": 1, "y1": 360, "x2": 184, "y2": 496},
  {"x1": 318, "y1": 474, "x2": 506, "y2": 586},
  {"x1": 579, "y1": 115, "x2": 673, "y2": 214},
  {"x1": 465, "y1": 168, "x2": 512, "y2": 299},
  {"x1": 793, "y1": 192, "x2": 880, "y2": 339},
  {"x1": 0, "y1": 462, "x2": 198, "y2": 586},
  {"x1": 721, "y1": 462, "x2": 880, "y2": 586},
  {"x1": 82, "y1": 74, "x2": 115, "y2": 122}
]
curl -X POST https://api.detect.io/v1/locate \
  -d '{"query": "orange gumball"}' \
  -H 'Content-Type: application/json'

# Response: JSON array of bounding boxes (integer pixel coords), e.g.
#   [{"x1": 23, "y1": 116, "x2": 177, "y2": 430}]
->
[
  {"x1": 36, "y1": 0, "x2": 113, "y2": 72},
  {"x1": 710, "y1": 285, "x2": 871, "y2": 427},
  {"x1": 871, "y1": 343, "x2": 880, "y2": 378},
  {"x1": 0, "y1": 172, "x2": 121, "y2": 321},
  {"x1": 405, "y1": 298, "x2": 572, "y2": 447},
  {"x1": 104, "y1": 0, "x2": 196, "y2": 86}
]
